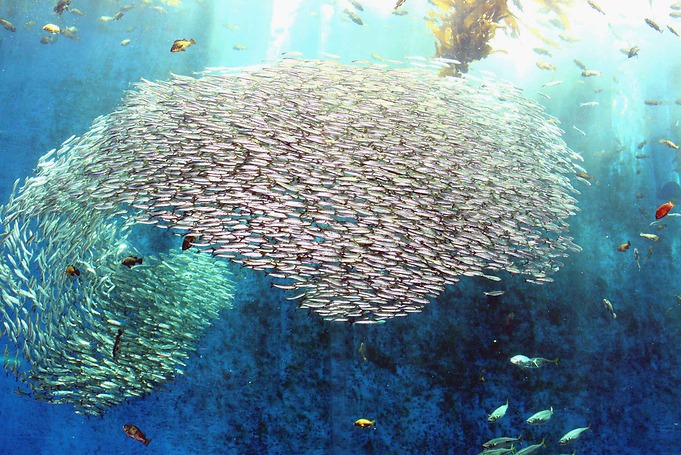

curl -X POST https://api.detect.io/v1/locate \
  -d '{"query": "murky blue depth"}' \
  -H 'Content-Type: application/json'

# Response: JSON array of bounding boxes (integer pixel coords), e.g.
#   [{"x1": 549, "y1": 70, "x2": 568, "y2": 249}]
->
[{"x1": 1, "y1": 1, "x2": 680, "y2": 454}]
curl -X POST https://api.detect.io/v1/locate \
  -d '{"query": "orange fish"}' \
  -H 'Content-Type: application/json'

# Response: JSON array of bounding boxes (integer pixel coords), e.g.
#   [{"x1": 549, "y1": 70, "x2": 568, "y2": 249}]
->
[
  {"x1": 123, "y1": 424, "x2": 151, "y2": 446},
  {"x1": 656, "y1": 201, "x2": 675, "y2": 220},
  {"x1": 617, "y1": 241, "x2": 630, "y2": 252},
  {"x1": 65, "y1": 265, "x2": 80, "y2": 276}
]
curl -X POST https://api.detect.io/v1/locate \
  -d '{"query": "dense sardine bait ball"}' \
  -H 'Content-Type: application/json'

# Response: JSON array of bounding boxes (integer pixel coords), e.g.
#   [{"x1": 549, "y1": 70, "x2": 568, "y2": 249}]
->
[{"x1": 0, "y1": 59, "x2": 579, "y2": 412}]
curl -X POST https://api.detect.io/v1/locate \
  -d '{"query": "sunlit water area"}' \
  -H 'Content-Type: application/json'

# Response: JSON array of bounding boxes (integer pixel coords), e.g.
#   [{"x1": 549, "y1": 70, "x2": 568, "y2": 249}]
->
[{"x1": 1, "y1": 0, "x2": 681, "y2": 453}]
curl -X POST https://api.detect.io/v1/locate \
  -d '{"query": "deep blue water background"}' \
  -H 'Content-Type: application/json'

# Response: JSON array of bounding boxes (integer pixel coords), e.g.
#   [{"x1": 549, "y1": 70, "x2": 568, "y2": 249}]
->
[{"x1": 1, "y1": 0, "x2": 681, "y2": 453}]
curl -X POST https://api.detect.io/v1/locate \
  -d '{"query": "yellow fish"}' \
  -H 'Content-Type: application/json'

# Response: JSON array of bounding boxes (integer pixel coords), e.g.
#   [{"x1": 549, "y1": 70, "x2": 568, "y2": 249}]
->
[
  {"x1": 42, "y1": 23, "x2": 61, "y2": 34},
  {"x1": 170, "y1": 38, "x2": 195, "y2": 53},
  {"x1": 354, "y1": 419, "x2": 375, "y2": 428}
]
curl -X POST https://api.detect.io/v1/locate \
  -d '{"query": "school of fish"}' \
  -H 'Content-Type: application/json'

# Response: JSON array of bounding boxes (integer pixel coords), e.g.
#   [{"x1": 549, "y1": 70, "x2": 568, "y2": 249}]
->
[{"x1": 0, "y1": 58, "x2": 581, "y2": 411}]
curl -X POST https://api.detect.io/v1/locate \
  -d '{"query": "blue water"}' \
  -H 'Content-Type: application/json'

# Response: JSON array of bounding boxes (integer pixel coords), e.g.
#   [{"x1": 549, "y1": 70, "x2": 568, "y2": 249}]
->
[{"x1": 1, "y1": 0, "x2": 681, "y2": 453}]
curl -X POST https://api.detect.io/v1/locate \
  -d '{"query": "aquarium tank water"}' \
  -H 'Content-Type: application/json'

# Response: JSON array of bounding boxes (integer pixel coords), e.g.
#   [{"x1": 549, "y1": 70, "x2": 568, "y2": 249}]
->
[{"x1": 0, "y1": 0, "x2": 680, "y2": 453}]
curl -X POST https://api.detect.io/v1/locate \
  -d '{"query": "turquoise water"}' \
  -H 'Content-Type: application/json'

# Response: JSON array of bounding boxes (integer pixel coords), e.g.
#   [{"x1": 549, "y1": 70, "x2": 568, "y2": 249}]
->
[{"x1": 1, "y1": 0, "x2": 681, "y2": 453}]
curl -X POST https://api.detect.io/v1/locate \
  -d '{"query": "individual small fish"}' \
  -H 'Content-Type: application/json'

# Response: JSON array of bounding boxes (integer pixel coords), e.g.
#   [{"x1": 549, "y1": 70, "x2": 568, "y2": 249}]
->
[
  {"x1": 536, "y1": 61, "x2": 556, "y2": 71},
  {"x1": 344, "y1": 8, "x2": 364, "y2": 26},
  {"x1": 645, "y1": 99, "x2": 663, "y2": 105},
  {"x1": 637, "y1": 140, "x2": 647, "y2": 149},
  {"x1": 655, "y1": 201, "x2": 674, "y2": 220},
  {"x1": 542, "y1": 80, "x2": 562, "y2": 87},
  {"x1": 112, "y1": 328, "x2": 123, "y2": 360},
  {"x1": 617, "y1": 241, "x2": 630, "y2": 252},
  {"x1": 151, "y1": 6, "x2": 167, "y2": 14},
  {"x1": 533, "y1": 47, "x2": 552, "y2": 56},
  {"x1": 99, "y1": 16, "x2": 114, "y2": 22},
  {"x1": 488, "y1": 400, "x2": 509, "y2": 423},
  {"x1": 392, "y1": 8, "x2": 408, "y2": 15},
  {"x1": 581, "y1": 69, "x2": 601, "y2": 77},
  {"x1": 24, "y1": 20, "x2": 36, "y2": 30},
  {"x1": 394, "y1": 0, "x2": 406, "y2": 9},
  {"x1": 350, "y1": 0, "x2": 364, "y2": 11},
  {"x1": 358, "y1": 341, "x2": 367, "y2": 361},
  {"x1": 559, "y1": 33, "x2": 580, "y2": 42},
  {"x1": 123, "y1": 424, "x2": 151, "y2": 446},
  {"x1": 42, "y1": 23, "x2": 61, "y2": 34},
  {"x1": 233, "y1": 43, "x2": 247, "y2": 50},
  {"x1": 14, "y1": 386, "x2": 31, "y2": 397},
  {"x1": 182, "y1": 235, "x2": 198, "y2": 250},
  {"x1": 580, "y1": 101, "x2": 599, "y2": 107},
  {"x1": 482, "y1": 435, "x2": 522, "y2": 449},
  {"x1": 65, "y1": 265, "x2": 80, "y2": 276},
  {"x1": 54, "y1": 0, "x2": 71, "y2": 16},
  {"x1": 0, "y1": 19, "x2": 16, "y2": 32},
  {"x1": 526, "y1": 408, "x2": 553, "y2": 425},
  {"x1": 633, "y1": 247, "x2": 641, "y2": 270},
  {"x1": 671, "y1": 11, "x2": 681, "y2": 18},
  {"x1": 354, "y1": 418, "x2": 375, "y2": 428},
  {"x1": 121, "y1": 256, "x2": 143, "y2": 267},
  {"x1": 586, "y1": 0, "x2": 605, "y2": 15},
  {"x1": 40, "y1": 35, "x2": 58, "y2": 45},
  {"x1": 515, "y1": 439, "x2": 546, "y2": 455},
  {"x1": 576, "y1": 171, "x2": 594, "y2": 180},
  {"x1": 640, "y1": 232, "x2": 660, "y2": 242},
  {"x1": 171, "y1": 38, "x2": 196, "y2": 52},
  {"x1": 627, "y1": 46, "x2": 640, "y2": 58},
  {"x1": 60, "y1": 26, "x2": 79, "y2": 40},
  {"x1": 572, "y1": 125, "x2": 586, "y2": 136},
  {"x1": 635, "y1": 154, "x2": 648, "y2": 159},
  {"x1": 70, "y1": 8, "x2": 84, "y2": 16},
  {"x1": 669, "y1": 25, "x2": 680, "y2": 37},
  {"x1": 574, "y1": 59, "x2": 587, "y2": 70},
  {"x1": 113, "y1": 12, "x2": 124, "y2": 21},
  {"x1": 510, "y1": 354, "x2": 558, "y2": 369},
  {"x1": 484, "y1": 290, "x2": 505, "y2": 297},
  {"x1": 602, "y1": 298, "x2": 616, "y2": 319},
  {"x1": 659, "y1": 139, "x2": 679, "y2": 149},
  {"x1": 120, "y1": 39, "x2": 131, "y2": 46},
  {"x1": 559, "y1": 425, "x2": 590, "y2": 445},
  {"x1": 645, "y1": 18, "x2": 663, "y2": 33}
]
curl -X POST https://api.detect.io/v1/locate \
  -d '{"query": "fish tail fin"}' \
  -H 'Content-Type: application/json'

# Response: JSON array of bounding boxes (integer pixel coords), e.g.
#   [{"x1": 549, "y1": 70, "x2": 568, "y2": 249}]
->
[
  {"x1": 190, "y1": 38, "x2": 196, "y2": 44},
  {"x1": 145, "y1": 439, "x2": 151, "y2": 446},
  {"x1": 540, "y1": 438, "x2": 546, "y2": 447},
  {"x1": 370, "y1": 420, "x2": 376, "y2": 426},
  {"x1": 553, "y1": 357, "x2": 559, "y2": 365}
]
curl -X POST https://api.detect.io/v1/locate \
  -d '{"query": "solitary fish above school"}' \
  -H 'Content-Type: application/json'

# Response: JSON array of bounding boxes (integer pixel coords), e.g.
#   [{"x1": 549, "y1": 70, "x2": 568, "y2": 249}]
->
[
  {"x1": 526, "y1": 407, "x2": 553, "y2": 425},
  {"x1": 488, "y1": 400, "x2": 509, "y2": 423},
  {"x1": 170, "y1": 38, "x2": 195, "y2": 52}
]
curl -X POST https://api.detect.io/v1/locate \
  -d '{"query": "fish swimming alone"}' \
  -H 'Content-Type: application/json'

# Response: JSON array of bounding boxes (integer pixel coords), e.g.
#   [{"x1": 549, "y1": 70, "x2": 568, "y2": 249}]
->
[
  {"x1": 488, "y1": 400, "x2": 509, "y2": 423},
  {"x1": 526, "y1": 407, "x2": 553, "y2": 425},
  {"x1": 123, "y1": 424, "x2": 151, "y2": 446},
  {"x1": 170, "y1": 38, "x2": 195, "y2": 53},
  {"x1": 656, "y1": 201, "x2": 675, "y2": 219},
  {"x1": 354, "y1": 419, "x2": 375, "y2": 428}
]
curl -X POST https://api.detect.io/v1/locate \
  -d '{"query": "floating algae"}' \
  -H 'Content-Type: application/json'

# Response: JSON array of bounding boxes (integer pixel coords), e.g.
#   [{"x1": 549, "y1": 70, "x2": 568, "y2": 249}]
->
[{"x1": 0, "y1": 60, "x2": 581, "y2": 404}]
